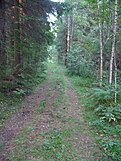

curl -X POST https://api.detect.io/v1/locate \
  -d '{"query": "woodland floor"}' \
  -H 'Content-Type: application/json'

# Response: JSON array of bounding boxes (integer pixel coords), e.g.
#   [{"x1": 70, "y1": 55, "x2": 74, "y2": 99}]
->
[{"x1": 0, "y1": 63, "x2": 102, "y2": 161}]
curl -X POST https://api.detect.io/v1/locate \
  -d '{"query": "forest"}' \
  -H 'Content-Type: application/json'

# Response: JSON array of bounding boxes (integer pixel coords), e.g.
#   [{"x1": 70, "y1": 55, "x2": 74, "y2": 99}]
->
[{"x1": 0, "y1": 0, "x2": 121, "y2": 160}]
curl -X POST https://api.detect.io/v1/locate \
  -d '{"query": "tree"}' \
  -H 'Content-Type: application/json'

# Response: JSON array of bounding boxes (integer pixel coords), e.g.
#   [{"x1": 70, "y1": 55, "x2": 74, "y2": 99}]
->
[
  {"x1": 97, "y1": 0, "x2": 103, "y2": 87},
  {"x1": 109, "y1": 0, "x2": 118, "y2": 85},
  {"x1": 0, "y1": 0, "x2": 62, "y2": 93},
  {"x1": 65, "y1": 15, "x2": 70, "y2": 67}
]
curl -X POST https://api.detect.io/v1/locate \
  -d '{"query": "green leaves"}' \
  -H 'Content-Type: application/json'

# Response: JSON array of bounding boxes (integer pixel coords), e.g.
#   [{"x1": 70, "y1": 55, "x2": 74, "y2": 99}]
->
[
  {"x1": 94, "y1": 105, "x2": 121, "y2": 123},
  {"x1": 92, "y1": 87, "x2": 113, "y2": 105},
  {"x1": 30, "y1": 129, "x2": 75, "y2": 161},
  {"x1": 13, "y1": 88, "x2": 26, "y2": 96}
]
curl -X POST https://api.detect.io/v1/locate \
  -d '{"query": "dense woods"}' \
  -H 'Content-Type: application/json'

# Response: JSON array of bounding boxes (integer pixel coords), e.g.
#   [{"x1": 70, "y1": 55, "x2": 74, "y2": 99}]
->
[
  {"x1": 0, "y1": 0, "x2": 61, "y2": 96},
  {"x1": 0, "y1": 0, "x2": 121, "y2": 160},
  {"x1": 57, "y1": 0, "x2": 121, "y2": 84},
  {"x1": 56, "y1": 0, "x2": 121, "y2": 160},
  {"x1": 56, "y1": 0, "x2": 121, "y2": 106}
]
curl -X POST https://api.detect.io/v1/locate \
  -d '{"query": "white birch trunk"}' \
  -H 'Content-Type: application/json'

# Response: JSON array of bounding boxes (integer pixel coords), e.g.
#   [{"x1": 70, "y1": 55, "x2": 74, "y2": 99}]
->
[
  {"x1": 65, "y1": 15, "x2": 70, "y2": 67},
  {"x1": 97, "y1": 0, "x2": 103, "y2": 87},
  {"x1": 109, "y1": 0, "x2": 118, "y2": 84},
  {"x1": 114, "y1": 53, "x2": 117, "y2": 105},
  {"x1": 67, "y1": 15, "x2": 70, "y2": 53}
]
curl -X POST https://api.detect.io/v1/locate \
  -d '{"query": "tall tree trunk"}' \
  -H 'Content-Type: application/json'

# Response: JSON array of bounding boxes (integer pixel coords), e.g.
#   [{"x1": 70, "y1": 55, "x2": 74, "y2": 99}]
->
[
  {"x1": 65, "y1": 15, "x2": 70, "y2": 67},
  {"x1": 109, "y1": 0, "x2": 118, "y2": 84},
  {"x1": 97, "y1": 0, "x2": 103, "y2": 87},
  {"x1": 114, "y1": 50, "x2": 117, "y2": 105},
  {"x1": 70, "y1": 12, "x2": 74, "y2": 49}
]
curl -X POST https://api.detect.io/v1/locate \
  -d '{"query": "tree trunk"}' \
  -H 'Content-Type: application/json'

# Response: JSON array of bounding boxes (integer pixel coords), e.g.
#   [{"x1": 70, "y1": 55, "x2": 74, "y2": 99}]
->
[
  {"x1": 114, "y1": 50, "x2": 117, "y2": 105},
  {"x1": 97, "y1": 0, "x2": 103, "y2": 87},
  {"x1": 109, "y1": 0, "x2": 118, "y2": 84},
  {"x1": 65, "y1": 15, "x2": 70, "y2": 67}
]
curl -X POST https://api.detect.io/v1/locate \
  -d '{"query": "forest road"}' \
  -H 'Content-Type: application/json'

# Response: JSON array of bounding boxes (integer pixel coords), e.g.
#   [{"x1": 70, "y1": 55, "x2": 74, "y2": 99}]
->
[{"x1": 0, "y1": 64, "x2": 101, "y2": 161}]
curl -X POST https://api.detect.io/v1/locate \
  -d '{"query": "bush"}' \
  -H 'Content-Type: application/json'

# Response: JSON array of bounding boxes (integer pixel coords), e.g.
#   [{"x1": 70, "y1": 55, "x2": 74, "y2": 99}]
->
[{"x1": 95, "y1": 105, "x2": 121, "y2": 123}]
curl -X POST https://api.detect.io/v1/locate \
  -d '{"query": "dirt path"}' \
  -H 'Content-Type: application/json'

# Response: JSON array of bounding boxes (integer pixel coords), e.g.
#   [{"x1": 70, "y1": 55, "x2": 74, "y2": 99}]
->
[
  {"x1": 0, "y1": 64, "x2": 101, "y2": 161},
  {"x1": 63, "y1": 78, "x2": 101, "y2": 160},
  {"x1": 0, "y1": 79, "x2": 52, "y2": 160}
]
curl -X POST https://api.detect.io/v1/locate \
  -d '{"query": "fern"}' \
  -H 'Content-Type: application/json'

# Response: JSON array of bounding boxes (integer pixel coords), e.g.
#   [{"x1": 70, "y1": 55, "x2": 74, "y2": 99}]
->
[{"x1": 94, "y1": 105, "x2": 121, "y2": 123}]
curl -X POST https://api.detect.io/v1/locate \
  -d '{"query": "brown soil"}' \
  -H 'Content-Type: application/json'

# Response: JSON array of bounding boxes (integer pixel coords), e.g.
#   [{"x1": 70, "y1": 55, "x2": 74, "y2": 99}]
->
[{"x1": 0, "y1": 66, "x2": 101, "y2": 161}]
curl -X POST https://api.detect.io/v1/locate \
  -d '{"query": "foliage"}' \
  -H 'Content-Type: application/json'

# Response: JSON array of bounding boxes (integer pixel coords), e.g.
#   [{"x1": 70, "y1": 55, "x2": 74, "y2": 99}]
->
[
  {"x1": 0, "y1": 0, "x2": 64, "y2": 104},
  {"x1": 69, "y1": 75, "x2": 121, "y2": 160},
  {"x1": 56, "y1": 0, "x2": 99, "y2": 78},
  {"x1": 91, "y1": 86, "x2": 114, "y2": 106},
  {"x1": 0, "y1": 0, "x2": 63, "y2": 125},
  {"x1": 67, "y1": 49, "x2": 95, "y2": 78},
  {"x1": 30, "y1": 129, "x2": 74, "y2": 161},
  {"x1": 0, "y1": 64, "x2": 47, "y2": 127},
  {"x1": 94, "y1": 105, "x2": 121, "y2": 122}
]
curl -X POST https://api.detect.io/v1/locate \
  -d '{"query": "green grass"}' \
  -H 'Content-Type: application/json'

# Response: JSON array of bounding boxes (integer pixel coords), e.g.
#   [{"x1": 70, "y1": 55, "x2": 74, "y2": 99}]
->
[
  {"x1": 49, "y1": 63, "x2": 66, "y2": 107},
  {"x1": 36, "y1": 100, "x2": 46, "y2": 113},
  {"x1": 49, "y1": 63, "x2": 66, "y2": 88},
  {"x1": 8, "y1": 126, "x2": 81, "y2": 161},
  {"x1": 69, "y1": 75, "x2": 121, "y2": 161},
  {"x1": 0, "y1": 96, "x2": 24, "y2": 128},
  {"x1": 30, "y1": 129, "x2": 77, "y2": 161}
]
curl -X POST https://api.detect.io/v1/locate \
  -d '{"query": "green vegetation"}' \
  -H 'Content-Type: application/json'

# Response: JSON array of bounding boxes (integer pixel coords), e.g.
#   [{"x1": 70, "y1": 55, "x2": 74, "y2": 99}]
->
[
  {"x1": 8, "y1": 127, "x2": 79, "y2": 161},
  {"x1": 49, "y1": 63, "x2": 66, "y2": 107},
  {"x1": 0, "y1": 68, "x2": 47, "y2": 127},
  {"x1": 36, "y1": 100, "x2": 46, "y2": 113},
  {"x1": 30, "y1": 129, "x2": 75, "y2": 161},
  {"x1": 1, "y1": 0, "x2": 121, "y2": 160},
  {"x1": 69, "y1": 75, "x2": 121, "y2": 160},
  {"x1": 55, "y1": 0, "x2": 121, "y2": 160},
  {"x1": 7, "y1": 63, "x2": 82, "y2": 161},
  {"x1": 0, "y1": 0, "x2": 62, "y2": 127}
]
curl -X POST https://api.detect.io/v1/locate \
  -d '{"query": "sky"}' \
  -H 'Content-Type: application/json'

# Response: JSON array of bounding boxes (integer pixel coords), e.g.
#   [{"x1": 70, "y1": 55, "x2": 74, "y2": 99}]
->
[
  {"x1": 49, "y1": 14, "x2": 57, "y2": 23},
  {"x1": 49, "y1": 0, "x2": 61, "y2": 22},
  {"x1": 49, "y1": 0, "x2": 64, "y2": 23},
  {"x1": 51, "y1": 0, "x2": 64, "y2": 2}
]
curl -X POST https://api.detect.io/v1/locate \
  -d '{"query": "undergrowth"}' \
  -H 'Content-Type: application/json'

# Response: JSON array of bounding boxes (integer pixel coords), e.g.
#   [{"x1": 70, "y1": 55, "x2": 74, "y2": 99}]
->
[
  {"x1": 30, "y1": 129, "x2": 77, "y2": 161},
  {"x1": 69, "y1": 75, "x2": 121, "y2": 161},
  {"x1": 8, "y1": 127, "x2": 80, "y2": 161},
  {"x1": 0, "y1": 65, "x2": 47, "y2": 127}
]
